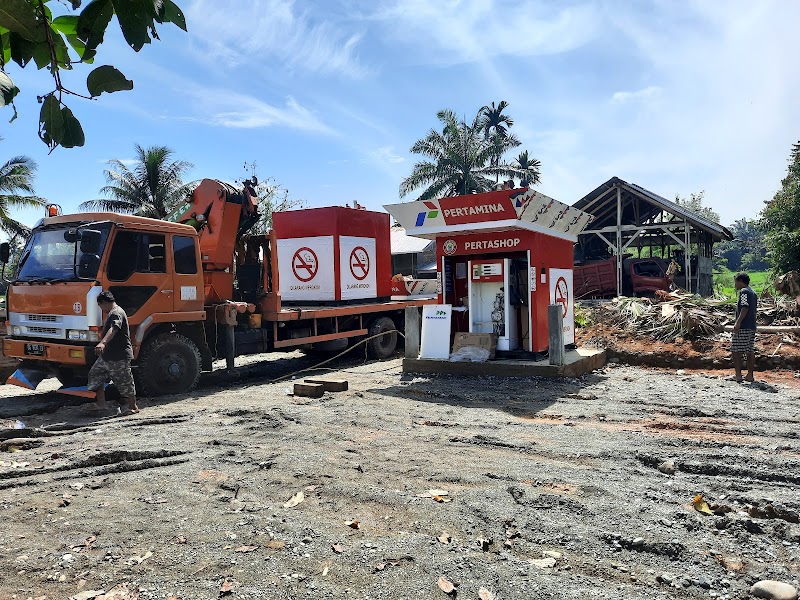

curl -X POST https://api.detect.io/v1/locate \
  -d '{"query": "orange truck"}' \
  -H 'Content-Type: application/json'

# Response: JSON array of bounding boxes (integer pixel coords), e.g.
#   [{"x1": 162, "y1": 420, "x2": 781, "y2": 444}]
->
[{"x1": 1, "y1": 179, "x2": 434, "y2": 397}]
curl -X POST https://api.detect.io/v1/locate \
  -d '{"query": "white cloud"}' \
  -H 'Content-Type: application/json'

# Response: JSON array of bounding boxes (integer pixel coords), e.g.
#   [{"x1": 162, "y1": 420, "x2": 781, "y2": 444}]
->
[
  {"x1": 204, "y1": 94, "x2": 333, "y2": 134},
  {"x1": 133, "y1": 62, "x2": 334, "y2": 134},
  {"x1": 371, "y1": 0, "x2": 600, "y2": 64},
  {"x1": 186, "y1": 0, "x2": 368, "y2": 78},
  {"x1": 508, "y1": 0, "x2": 800, "y2": 223},
  {"x1": 610, "y1": 86, "x2": 661, "y2": 104},
  {"x1": 372, "y1": 146, "x2": 405, "y2": 164}
]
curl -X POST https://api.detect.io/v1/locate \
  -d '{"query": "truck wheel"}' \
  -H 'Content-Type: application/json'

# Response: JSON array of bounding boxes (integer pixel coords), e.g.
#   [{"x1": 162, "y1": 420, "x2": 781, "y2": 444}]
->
[
  {"x1": 56, "y1": 367, "x2": 87, "y2": 388},
  {"x1": 367, "y1": 316, "x2": 397, "y2": 359},
  {"x1": 137, "y1": 332, "x2": 201, "y2": 396}
]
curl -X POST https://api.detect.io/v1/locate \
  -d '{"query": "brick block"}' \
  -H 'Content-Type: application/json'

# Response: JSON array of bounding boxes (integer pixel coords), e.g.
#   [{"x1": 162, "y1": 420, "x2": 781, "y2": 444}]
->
[
  {"x1": 293, "y1": 382, "x2": 325, "y2": 398},
  {"x1": 304, "y1": 378, "x2": 348, "y2": 392}
]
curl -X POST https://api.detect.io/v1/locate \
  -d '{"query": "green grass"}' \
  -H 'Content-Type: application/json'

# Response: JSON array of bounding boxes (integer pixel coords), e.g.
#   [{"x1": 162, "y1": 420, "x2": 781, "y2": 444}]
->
[{"x1": 713, "y1": 269, "x2": 772, "y2": 302}]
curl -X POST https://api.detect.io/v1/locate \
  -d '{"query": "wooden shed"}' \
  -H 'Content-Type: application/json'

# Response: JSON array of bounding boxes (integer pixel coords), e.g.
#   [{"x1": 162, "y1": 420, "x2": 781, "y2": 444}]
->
[{"x1": 573, "y1": 177, "x2": 732, "y2": 296}]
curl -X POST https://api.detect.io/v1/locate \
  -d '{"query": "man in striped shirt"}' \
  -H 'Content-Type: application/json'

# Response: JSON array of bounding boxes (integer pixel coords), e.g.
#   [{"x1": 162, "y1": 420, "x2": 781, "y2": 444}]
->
[{"x1": 732, "y1": 272, "x2": 758, "y2": 383}]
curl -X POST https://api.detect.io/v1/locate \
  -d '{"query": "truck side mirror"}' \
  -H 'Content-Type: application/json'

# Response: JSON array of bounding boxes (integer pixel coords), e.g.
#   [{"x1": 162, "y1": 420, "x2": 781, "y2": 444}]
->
[
  {"x1": 63, "y1": 229, "x2": 78, "y2": 243},
  {"x1": 77, "y1": 254, "x2": 101, "y2": 279},
  {"x1": 0, "y1": 242, "x2": 9, "y2": 264},
  {"x1": 78, "y1": 229, "x2": 102, "y2": 254}
]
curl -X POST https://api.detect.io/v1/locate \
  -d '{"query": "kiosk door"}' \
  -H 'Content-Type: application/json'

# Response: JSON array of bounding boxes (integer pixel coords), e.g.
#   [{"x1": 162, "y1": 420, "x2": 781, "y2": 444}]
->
[{"x1": 467, "y1": 258, "x2": 520, "y2": 351}]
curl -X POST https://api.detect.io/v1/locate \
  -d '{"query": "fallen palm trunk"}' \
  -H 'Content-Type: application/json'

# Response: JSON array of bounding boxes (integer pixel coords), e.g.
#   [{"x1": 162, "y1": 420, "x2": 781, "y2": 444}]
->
[{"x1": 723, "y1": 325, "x2": 800, "y2": 334}]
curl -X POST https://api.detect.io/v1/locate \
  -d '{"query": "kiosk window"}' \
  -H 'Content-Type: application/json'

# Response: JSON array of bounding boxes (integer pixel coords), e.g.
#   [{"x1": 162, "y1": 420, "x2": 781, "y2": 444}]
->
[{"x1": 173, "y1": 236, "x2": 198, "y2": 274}]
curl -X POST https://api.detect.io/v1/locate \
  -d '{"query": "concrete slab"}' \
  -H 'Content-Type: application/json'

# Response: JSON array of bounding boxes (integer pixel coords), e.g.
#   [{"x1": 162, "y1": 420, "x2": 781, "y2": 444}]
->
[{"x1": 403, "y1": 347, "x2": 607, "y2": 378}]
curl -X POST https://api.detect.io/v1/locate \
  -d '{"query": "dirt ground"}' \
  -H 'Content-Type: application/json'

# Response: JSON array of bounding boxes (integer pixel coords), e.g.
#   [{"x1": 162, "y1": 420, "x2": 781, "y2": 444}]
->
[
  {"x1": 1, "y1": 352, "x2": 799, "y2": 600},
  {"x1": 576, "y1": 321, "x2": 800, "y2": 388}
]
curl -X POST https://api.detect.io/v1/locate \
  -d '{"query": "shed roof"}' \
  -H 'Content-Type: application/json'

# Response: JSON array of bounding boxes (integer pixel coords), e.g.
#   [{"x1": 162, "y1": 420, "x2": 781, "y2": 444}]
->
[
  {"x1": 390, "y1": 227, "x2": 434, "y2": 255},
  {"x1": 573, "y1": 177, "x2": 732, "y2": 241}
]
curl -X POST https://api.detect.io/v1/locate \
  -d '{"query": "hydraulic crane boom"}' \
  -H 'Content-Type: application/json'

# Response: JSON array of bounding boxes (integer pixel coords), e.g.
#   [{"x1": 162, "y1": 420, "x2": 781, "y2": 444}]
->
[{"x1": 165, "y1": 178, "x2": 259, "y2": 302}]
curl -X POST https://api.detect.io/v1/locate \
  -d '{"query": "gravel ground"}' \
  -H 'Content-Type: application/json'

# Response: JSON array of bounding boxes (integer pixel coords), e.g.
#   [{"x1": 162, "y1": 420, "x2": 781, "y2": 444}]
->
[{"x1": 0, "y1": 353, "x2": 799, "y2": 600}]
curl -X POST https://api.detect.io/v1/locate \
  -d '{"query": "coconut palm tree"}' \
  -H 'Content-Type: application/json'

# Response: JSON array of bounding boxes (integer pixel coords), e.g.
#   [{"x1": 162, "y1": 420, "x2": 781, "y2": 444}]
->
[
  {"x1": 0, "y1": 139, "x2": 45, "y2": 238},
  {"x1": 80, "y1": 145, "x2": 194, "y2": 218},
  {"x1": 399, "y1": 109, "x2": 523, "y2": 200},
  {"x1": 513, "y1": 150, "x2": 542, "y2": 188},
  {"x1": 480, "y1": 100, "x2": 520, "y2": 183},
  {"x1": 480, "y1": 100, "x2": 514, "y2": 140}
]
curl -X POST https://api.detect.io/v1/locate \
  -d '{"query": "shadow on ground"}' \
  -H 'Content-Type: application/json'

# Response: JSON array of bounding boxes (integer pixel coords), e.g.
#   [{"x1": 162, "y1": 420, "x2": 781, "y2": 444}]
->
[{"x1": 369, "y1": 372, "x2": 607, "y2": 419}]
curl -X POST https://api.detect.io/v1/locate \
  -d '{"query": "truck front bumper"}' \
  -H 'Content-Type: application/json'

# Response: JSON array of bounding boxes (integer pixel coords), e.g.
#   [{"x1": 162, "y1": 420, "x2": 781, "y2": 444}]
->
[
  {"x1": 3, "y1": 338, "x2": 92, "y2": 366},
  {"x1": 4, "y1": 339, "x2": 96, "y2": 396}
]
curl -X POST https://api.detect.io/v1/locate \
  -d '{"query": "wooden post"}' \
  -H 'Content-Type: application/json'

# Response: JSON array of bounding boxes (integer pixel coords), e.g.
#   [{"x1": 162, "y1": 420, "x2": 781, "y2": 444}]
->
[
  {"x1": 404, "y1": 306, "x2": 421, "y2": 359},
  {"x1": 225, "y1": 325, "x2": 235, "y2": 372},
  {"x1": 616, "y1": 186, "x2": 623, "y2": 296},
  {"x1": 548, "y1": 304, "x2": 564, "y2": 366},
  {"x1": 684, "y1": 223, "x2": 692, "y2": 293}
]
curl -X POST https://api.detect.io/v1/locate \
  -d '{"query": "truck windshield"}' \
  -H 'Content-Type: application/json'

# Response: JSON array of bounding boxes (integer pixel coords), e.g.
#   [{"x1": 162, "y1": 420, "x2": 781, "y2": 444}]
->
[{"x1": 15, "y1": 223, "x2": 112, "y2": 282}]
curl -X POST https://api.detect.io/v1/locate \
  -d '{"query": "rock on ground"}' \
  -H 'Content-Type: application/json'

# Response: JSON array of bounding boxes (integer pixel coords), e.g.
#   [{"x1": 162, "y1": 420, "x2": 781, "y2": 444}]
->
[{"x1": 750, "y1": 580, "x2": 799, "y2": 600}]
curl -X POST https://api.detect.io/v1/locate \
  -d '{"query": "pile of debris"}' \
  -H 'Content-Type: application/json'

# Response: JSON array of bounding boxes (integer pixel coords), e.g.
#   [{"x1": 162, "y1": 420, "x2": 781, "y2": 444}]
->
[
  {"x1": 758, "y1": 293, "x2": 800, "y2": 326},
  {"x1": 585, "y1": 290, "x2": 800, "y2": 343},
  {"x1": 595, "y1": 293, "x2": 726, "y2": 342}
]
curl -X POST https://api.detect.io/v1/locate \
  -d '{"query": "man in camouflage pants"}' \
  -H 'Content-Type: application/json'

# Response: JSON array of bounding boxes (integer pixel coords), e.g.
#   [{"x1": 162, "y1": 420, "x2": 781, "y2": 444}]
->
[{"x1": 87, "y1": 290, "x2": 139, "y2": 414}]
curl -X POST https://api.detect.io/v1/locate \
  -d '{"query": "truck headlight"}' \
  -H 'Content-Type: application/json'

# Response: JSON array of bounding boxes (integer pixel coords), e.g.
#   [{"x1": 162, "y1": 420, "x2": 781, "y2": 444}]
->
[
  {"x1": 68, "y1": 330, "x2": 98, "y2": 341},
  {"x1": 11, "y1": 326, "x2": 21, "y2": 336}
]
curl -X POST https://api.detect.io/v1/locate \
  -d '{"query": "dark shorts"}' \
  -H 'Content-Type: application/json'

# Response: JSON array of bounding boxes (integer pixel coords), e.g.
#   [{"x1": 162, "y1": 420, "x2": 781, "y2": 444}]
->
[
  {"x1": 731, "y1": 329, "x2": 756, "y2": 353},
  {"x1": 88, "y1": 357, "x2": 136, "y2": 397}
]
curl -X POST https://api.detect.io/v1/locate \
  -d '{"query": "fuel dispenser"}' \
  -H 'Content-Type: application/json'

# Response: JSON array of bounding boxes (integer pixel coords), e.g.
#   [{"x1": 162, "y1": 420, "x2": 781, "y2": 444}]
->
[{"x1": 467, "y1": 258, "x2": 527, "y2": 351}]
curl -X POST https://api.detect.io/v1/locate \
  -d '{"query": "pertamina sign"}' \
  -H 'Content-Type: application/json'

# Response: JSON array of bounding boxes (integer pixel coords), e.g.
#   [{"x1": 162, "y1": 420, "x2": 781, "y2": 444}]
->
[
  {"x1": 438, "y1": 195, "x2": 516, "y2": 225},
  {"x1": 440, "y1": 233, "x2": 522, "y2": 255}
]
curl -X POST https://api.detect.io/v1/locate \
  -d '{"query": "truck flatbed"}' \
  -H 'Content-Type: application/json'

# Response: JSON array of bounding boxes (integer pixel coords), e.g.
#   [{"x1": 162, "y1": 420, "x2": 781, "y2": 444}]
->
[{"x1": 262, "y1": 297, "x2": 436, "y2": 322}]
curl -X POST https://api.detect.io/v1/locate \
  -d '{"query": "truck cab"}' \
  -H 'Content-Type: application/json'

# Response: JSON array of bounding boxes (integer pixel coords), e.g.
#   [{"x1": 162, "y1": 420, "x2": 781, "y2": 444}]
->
[{"x1": 3, "y1": 213, "x2": 209, "y2": 395}]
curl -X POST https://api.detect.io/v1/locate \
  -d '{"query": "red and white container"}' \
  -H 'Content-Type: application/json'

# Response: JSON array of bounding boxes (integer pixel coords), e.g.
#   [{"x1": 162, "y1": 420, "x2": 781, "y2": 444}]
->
[{"x1": 273, "y1": 207, "x2": 391, "y2": 302}]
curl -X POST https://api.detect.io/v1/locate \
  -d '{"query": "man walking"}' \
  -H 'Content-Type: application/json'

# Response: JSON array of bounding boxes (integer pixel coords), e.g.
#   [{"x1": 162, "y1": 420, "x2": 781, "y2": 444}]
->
[
  {"x1": 88, "y1": 290, "x2": 139, "y2": 414},
  {"x1": 732, "y1": 272, "x2": 758, "y2": 383}
]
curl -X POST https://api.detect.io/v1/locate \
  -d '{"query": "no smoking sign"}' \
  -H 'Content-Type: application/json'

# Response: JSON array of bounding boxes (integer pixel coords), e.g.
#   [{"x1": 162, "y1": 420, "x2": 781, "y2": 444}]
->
[
  {"x1": 554, "y1": 276, "x2": 569, "y2": 317},
  {"x1": 548, "y1": 268, "x2": 575, "y2": 346},
  {"x1": 349, "y1": 246, "x2": 370, "y2": 280},
  {"x1": 292, "y1": 247, "x2": 319, "y2": 282}
]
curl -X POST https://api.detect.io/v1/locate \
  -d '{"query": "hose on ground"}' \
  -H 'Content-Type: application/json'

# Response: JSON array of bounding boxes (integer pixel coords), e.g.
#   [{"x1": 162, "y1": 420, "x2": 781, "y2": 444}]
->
[{"x1": 269, "y1": 329, "x2": 405, "y2": 385}]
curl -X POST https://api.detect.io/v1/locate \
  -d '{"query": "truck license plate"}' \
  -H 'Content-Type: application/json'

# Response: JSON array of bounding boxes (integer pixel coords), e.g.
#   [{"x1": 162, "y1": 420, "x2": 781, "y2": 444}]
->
[{"x1": 24, "y1": 343, "x2": 45, "y2": 356}]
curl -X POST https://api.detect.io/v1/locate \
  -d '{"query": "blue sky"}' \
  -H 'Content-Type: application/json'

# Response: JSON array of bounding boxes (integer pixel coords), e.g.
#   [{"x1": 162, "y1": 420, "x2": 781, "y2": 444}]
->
[{"x1": 2, "y1": 0, "x2": 799, "y2": 236}]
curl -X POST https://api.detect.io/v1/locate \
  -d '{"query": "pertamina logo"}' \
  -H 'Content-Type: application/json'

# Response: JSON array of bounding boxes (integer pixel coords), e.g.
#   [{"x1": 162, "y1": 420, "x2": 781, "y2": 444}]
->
[{"x1": 415, "y1": 201, "x2": 440, "y2": 227}]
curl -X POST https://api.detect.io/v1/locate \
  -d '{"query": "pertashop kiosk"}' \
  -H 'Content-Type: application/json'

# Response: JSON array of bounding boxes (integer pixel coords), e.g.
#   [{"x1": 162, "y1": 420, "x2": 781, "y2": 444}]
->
[{"x1": 385, "y1": 188, "x2": 594, "y2": 354}]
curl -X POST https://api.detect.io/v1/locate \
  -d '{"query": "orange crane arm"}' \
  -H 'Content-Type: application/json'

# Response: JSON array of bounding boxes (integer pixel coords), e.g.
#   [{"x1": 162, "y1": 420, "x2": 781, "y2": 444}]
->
[{"x1": 165, "y1": 178, "x2": 259, "y2": 272}]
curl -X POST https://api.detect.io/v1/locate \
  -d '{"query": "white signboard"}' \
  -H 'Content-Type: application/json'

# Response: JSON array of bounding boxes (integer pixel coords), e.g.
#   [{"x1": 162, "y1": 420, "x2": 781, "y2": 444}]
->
[
  {"x1": 277, "y1": 236, "x2": 335, "y2": 301},
  {"x1": 549, "y1": 268, "x2": 575, "y2": 345},
  {"x1": 339, "y1": 236, "x2": 377, "y2": 300},
  {"x1": 419, "y1": 304, "x2": 452, "y2": 360},
  {"x1": 180, "y1": 286, "x2": 197, "y2": 301}
]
